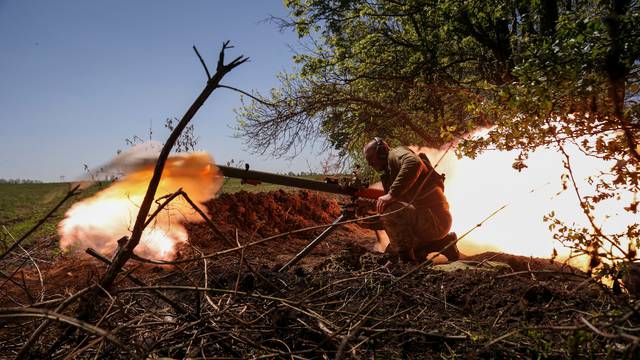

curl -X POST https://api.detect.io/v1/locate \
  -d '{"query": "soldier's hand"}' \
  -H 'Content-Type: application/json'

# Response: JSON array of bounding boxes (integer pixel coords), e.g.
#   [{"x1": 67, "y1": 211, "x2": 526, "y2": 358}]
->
[
  {"x1": 376, "y1": 193, "x2": 396, "y2": 213},
  {"x1": 355, "y1": 198, "x2": 375, "y2": 212}
]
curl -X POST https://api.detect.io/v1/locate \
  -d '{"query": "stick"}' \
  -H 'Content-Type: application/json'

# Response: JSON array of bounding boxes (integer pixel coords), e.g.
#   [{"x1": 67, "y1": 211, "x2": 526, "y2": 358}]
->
[
  {"x1": 193, "y1": 45, "x2": 211, "y2": 80},
  {"x1": 580, "y1": 316, "x2": 617, "y2": 339},
  {"x1": 178, "y1": 190, "x2": 235, "y2": 247},
  {"x1": 144, "y1": 189, "x2": 183, "y2": 228},
  {"x1": 0, "y1": 307, "x2": 128, "y2": 354},
  {"x1": 116, "y1": 285, "x2": 295, "y2": 304},
  {"x1": 85, "y1": 248, "x2": 191, "y2": 317},
  {"x1": 17, "y1": 242, "x2": 45, "y2": 302},
  {"x1": 15, "y1": 287, "x2": 94, "y2": 360}
]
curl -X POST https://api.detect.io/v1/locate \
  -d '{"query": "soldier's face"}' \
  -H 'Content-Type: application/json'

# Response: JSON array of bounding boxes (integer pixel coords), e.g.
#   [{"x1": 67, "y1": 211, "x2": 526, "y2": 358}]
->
[{"x1": 365, "y1": 148, "x2": 385, "y2": 172}]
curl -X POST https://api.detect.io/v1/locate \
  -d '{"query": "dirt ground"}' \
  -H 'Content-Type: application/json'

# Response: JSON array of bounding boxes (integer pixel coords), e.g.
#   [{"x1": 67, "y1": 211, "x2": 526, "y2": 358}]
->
[{"x1": 0, "y1": 190, "x2": 635, "y2": 359}]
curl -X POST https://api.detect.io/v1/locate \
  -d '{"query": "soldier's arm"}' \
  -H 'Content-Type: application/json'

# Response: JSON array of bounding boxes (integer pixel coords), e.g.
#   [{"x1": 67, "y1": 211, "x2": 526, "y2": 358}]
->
[{"x1": 387, "y1": 151, "x2": 422, "y2": 198}]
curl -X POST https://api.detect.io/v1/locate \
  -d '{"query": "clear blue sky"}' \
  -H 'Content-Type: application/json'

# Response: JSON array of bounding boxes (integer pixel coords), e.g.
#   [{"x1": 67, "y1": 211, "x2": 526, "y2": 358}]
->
[{"x1": 0, "y1": 0, "x2": 315, "y2": 182}]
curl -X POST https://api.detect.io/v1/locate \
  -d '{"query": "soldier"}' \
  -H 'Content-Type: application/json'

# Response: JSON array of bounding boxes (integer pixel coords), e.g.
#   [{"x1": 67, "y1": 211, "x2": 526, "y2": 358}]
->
[{"x1": 363, "y1": 138, "x2": 460, "y2": 262}]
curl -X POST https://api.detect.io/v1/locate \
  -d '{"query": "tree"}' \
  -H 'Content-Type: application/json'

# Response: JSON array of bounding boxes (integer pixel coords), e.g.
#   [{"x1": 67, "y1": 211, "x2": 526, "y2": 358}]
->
[
  {"x1": 164, "y1": 117, "x2": 199, "y2": 153},
  {"x1": 238, "y1": 0, "x2": 639, "y2": 279}
]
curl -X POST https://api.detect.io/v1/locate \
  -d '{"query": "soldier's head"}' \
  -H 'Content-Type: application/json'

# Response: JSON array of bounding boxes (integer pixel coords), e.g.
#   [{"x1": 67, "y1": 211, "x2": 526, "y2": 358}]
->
[{"x1": 363, "y1": 137, "x2": 389, "y2": 172}]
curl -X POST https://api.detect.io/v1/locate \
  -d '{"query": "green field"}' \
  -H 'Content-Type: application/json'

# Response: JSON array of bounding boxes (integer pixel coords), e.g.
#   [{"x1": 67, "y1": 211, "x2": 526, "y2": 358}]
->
[
  {"x1": 0, "y1": 183, "x2": 102, "y2": 248},
  {"x1": 0, "y1": 177, "x2": 324, "y2": 248},
  {"x1": 218, "y1": 175, "x2": 325, "y2": 193}
]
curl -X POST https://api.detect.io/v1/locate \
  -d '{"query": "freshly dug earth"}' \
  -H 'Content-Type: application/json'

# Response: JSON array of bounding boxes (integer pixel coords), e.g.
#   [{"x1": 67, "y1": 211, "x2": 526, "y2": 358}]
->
[
  {"x1": 188, "y1": 190, "x2": 376, "y2": 269},
  {"x1": 0, "y1": 190, "x2": 634, "y2": 359}
]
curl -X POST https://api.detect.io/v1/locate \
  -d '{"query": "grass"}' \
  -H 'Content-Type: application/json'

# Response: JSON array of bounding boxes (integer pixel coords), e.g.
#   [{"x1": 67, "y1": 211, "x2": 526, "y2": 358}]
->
[
  {"x1": 219, "y1": 175, "x2": 326, "y2": 193},
  {"x1": 0, "y1": 182, "x2": 104, "y2": 249},
  {"x1": 0, "y1": 176, "x2": 328, "y2": 249},
  {"x1": 219, "y1": 178, "x2": 291, "y2": 193}
]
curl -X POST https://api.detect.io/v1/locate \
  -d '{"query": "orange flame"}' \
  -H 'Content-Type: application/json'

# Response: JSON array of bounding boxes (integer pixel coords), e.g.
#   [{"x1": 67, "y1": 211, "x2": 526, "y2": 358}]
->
[
  {"x1": 58, "y1": 149, "x2": 221, "y2": 260},
  {"x1": 410, "y1": 143, "x2": 635, "y2": 268}
]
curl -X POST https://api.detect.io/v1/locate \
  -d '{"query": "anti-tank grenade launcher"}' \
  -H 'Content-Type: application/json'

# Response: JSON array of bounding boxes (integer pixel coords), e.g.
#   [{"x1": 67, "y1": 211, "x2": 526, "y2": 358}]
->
[
  {"x1": 216, "y1": 164, "x2": 384, "y2": 200},
  {"x1": 216, "y1": 164, "x2": 383, "y2": 271}
]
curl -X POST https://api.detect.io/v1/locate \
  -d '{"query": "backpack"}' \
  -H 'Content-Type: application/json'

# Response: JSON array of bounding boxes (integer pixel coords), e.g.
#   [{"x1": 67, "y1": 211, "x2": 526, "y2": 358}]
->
[{"x1": 417, "y1": 152, "x2": 446, "y2": 191}]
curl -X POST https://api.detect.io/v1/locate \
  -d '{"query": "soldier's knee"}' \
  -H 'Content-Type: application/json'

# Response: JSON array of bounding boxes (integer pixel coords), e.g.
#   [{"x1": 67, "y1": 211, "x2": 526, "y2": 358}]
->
[{"x1": 381, "y1": 203, "x2": 417, "y2": 226}]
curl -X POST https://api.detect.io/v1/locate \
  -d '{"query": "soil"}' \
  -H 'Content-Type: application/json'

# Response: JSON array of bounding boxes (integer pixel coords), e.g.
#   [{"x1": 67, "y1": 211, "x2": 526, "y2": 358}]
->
[
  {"x1": 188, "y1": 190, "x2": 376, "y2": 269},
  {"x1": 0, "y1": 190, "x2": 633, "y2": 359}
]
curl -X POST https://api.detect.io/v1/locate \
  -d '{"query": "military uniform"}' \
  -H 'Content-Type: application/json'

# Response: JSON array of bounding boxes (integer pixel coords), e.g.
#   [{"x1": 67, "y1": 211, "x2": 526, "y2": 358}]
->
[{"x1": 379, "y1": 147, "x2": 454, "y2": 261}]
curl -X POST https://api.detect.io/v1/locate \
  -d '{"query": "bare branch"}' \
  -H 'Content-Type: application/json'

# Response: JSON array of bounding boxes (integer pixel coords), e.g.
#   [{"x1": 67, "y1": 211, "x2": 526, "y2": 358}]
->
[
  {"x1": 0, "y1": 307, "x2": 128, "y2": 353},
  {"x1": 193, "y1": 45, "x2": 211, "y2": 80},
  {"x1": 15, "y1": 286, "x2": 94, "y2": 360},
  {"x1": 218, "y1": 84, "x2": 276, "y2": 106},
  {"x1": 99, "y1": 41, "x2": 248, "y2": 290}
]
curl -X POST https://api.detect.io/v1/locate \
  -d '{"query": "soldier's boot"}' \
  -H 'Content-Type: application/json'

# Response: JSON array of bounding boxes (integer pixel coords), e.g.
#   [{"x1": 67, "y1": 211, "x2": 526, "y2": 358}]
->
[
  {"x1": 377, "y1": 244, "x2": 400, "y2": 265},
  {"x1": 436, "y1": 232, "x2": 460, "y2": 261},
  {"x1": 413, "y1": 233, "x2": 460, "y2": 262}
]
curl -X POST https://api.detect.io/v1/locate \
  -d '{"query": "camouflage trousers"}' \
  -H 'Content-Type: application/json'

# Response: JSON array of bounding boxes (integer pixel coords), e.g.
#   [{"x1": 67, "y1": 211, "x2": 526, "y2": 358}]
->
[{"x1": 381, "y1": 202, "x2": 452, "y2": 261}]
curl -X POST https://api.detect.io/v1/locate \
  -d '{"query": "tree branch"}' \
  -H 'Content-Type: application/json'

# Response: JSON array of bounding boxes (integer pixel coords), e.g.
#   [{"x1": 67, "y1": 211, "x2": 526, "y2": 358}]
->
[
  {"x1": 193, "y1": 45, "x2": 211, "y2": 80},
  {"x1": 0, "y1": 307, "x2": 128, "y2": 353},
  {"x1": 99, "y1": 41, "x2": 248, "y2": 290},
  {"x1": 218, "y1": 84, "x2": 276, "y2": 106}
]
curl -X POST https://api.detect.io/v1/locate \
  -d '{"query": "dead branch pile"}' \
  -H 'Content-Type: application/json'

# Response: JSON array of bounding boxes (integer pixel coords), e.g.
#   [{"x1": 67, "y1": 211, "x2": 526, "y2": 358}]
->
[{"x1": 1, "y1": 237, "x2": 637, "y2": 359}]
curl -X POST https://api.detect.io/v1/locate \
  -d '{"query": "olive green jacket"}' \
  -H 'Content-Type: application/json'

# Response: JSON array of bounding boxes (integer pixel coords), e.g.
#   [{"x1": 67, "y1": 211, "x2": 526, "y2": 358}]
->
[{"x1": 381, "y1": 146, "x2": 448, "y2": 209}]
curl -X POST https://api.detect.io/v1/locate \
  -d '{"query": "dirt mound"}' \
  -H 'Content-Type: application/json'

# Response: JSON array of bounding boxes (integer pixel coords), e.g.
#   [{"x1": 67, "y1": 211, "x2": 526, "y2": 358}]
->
[
  {"x1": 185, "y1": 190, "x2": 374, "y2": 268},
  {"x1": 207, "y1": 189, "x2": 342, "y2": 237}
]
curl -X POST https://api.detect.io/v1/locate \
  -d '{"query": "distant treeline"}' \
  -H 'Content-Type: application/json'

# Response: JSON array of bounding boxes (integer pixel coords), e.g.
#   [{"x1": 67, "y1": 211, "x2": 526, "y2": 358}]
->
[
  {"x1": 0, "y1": 178, "x2": 43, "y2": 184},
  {"x1": 284, "y1": 171, "x2": 324, "y2": 177}
]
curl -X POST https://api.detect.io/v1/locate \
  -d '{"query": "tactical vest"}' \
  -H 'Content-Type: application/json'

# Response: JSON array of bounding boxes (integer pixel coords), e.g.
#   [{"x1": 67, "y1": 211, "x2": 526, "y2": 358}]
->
[
  {"x1": 381, "y1": 150, "x2": 445, "y2": 193},
  {"x1": 417, "y1": 152, "x2": 446, "y2": 191}
]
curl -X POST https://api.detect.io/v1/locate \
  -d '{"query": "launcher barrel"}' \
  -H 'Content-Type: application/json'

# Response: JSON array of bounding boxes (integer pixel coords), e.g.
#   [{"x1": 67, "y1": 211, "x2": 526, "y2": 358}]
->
[{"x1": 217, "y1": 165, "x2": 383, "y2": 199}]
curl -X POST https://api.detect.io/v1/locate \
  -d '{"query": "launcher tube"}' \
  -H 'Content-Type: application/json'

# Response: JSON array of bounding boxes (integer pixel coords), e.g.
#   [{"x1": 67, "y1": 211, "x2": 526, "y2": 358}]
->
[{"x1": 216, "y1": 165, "x2": 383, "y2": 199}]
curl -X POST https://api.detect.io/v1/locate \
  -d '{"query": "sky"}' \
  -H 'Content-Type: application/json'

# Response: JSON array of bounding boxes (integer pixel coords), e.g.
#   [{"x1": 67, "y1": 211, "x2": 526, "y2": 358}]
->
[{"x1": 0, "y1": 0, "x2": 315, "y2": 182}]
